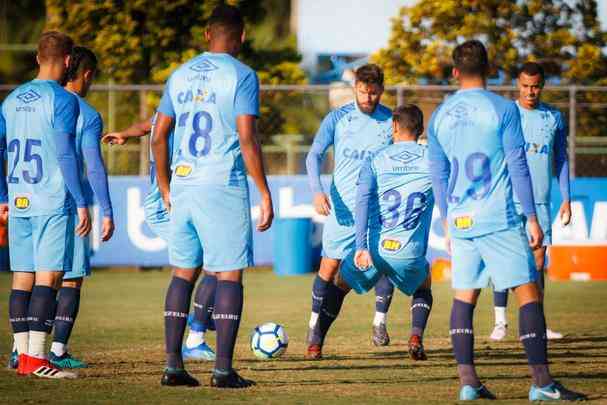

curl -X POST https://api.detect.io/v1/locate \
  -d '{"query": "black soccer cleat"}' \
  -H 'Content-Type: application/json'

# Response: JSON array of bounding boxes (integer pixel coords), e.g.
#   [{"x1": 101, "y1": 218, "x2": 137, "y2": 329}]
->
[
  {"x1": 210, "y1": 369, "x2": 256, "y2": 389},
  {"x1": 408, "y1": 334, "x2": 427, "y2": 361},
  {"x1": 160, "y1": 368, "x2": 200, "y2": 387}
]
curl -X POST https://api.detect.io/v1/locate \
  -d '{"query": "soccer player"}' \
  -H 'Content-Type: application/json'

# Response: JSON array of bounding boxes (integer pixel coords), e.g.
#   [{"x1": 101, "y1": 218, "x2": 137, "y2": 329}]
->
[
  {"x1": 428, "y1": 40, "x2": 585, "y2": 401},
  {"x1": 2, "y1": 31, "x2": 90, "y2": 379},
  {"x1": 490, "y1": 62, "x2": 569, "y2": 341},
  {"x1": 329, "y1": 104, "x2": 435, "y2": 360},
  {"x1": 103, "y1": 118, "x2": 218, "y2": 361},
  {"x1": 305, "y1": 64, "x2": 393, "y2": 359},
  {"x1": 152, "y1": 5, "x2": 273, "y2": 388}
]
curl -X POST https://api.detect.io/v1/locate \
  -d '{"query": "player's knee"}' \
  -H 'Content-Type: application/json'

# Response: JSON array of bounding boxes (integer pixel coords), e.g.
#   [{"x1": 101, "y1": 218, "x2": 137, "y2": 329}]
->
[
  {"x1": 172, "y1": 267, "x2": 200, "y2": 283},
  {"x1": 318, "y1": 258, "x2": 340, "y2": 281},
  {"x1": 420, "y1": 272, "x2": 432, "y2": 290},
  {"x1": 215, "y1": 269, "x2": 243, "y2": 283},
  {"x1": 334, "y1": 271, "x2": 352, "y2": 294},
  {"x1": 513, "y1": 282, "x2": 540, "y2": 307},
  {"x1": 34, "y1": 271, "x2": 64, "y2": 288},
  {"x1": 11, "y1": 272, "x2": 34, "y2": 291},
  {"x1": 62, "y1": 277, "x2": 83, "y2": 289},
  {"x1": 454, "y1": 289, "x2": 480, "y2": 305}
]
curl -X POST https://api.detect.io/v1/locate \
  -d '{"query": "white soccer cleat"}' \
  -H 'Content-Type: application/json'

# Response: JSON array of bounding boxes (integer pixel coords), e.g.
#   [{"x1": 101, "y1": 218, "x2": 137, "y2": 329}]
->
[
  {"x1": 490, "y1": 323, "x2": 507, "y2": 341},
  {"x1": 546, "y1": 329, "x2": 563, "y2": 340},
  {"x1": 32, "y1": 365, "x2": 77, "y2": 379}
]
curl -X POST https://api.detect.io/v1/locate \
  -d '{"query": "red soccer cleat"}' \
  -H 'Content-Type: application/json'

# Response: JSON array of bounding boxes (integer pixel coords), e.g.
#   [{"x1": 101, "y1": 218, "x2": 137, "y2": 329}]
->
[{"x1": 17, "y1": 354, "x2": 76, "y2": 379}]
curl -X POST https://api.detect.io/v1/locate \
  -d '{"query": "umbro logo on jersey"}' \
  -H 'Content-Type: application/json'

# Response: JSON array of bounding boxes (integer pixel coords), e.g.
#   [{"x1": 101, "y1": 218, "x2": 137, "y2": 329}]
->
[
  {"x1": 447, "y1": 102, "x2": 476, "y2": 120},
  {"x1": 390, "y1": 150, "x2": 421, "y2": 164},
  {"x1": 189, "y1": 60, "x2": 219, "y2": 73},
  {"x1": 17, "y1": 90, "x2": 41, "y2": 104}
]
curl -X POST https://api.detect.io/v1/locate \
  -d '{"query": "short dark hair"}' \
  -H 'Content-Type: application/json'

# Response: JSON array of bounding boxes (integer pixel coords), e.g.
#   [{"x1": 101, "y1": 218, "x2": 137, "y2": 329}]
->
[
  {"x1": 355, "y1": 64, "x2": 384, "y2": 87},
  {"x1": 37, "y1": 31, "x2": 73, "y2": 63},
  {"x1": 452, "y1": 40, "x2": 489, "y2": 77},
  {"x1": 208, "y1": 5, "x2": 244, "y2": 39},
  {"x1": 519, "y1": 61, "x2": 545, "y2": 83},
  {"x1": 393, "y1": 104, "x2": 424, "y2": 137},
  {"x1": 65, "y1": 46, "x2": 98, "y2": 82}
]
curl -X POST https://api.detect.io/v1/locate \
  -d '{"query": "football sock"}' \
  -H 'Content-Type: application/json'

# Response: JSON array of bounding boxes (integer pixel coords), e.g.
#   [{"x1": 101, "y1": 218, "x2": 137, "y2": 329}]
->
[
  {"x1": 374, "y1": 274, "x2": 394, "y2": 321},
  {"x1": 519, "y1": 302, "x2": 552, "y2": 387},
  {"x1": 317, "y1": 283, "x2": 347, "y2": 345},
  {"x1": 164, "y1": 276, "x2": 194, "y2": 370},
  {"x1": 411, "y1": 288, "x2": 433, "y2": 337},
  {"x1": 310, "y1": 274, "x2": 329, "y2": 328},
  {"x1": 450, "y1": 299, "x2": 480, "y2": 387},
  {"x1": 493, "y1": 289, "x2": 508, "y2": 307},
  {"x1": 373, "y1": 311, "x2": 386, "y2": 327},
  {"x1": 9, "y1": 289, "x2": 31, "y2": 354},
  {"x1": 192, "y1": 274, "x2": 217, "y2": 332},
  {"x1": 494, "y1": 306, "x2": 507, "y2": 326},
  {"x1": 53, "y1": 287, "x2": 81, "y2": 350},
  {"x1": 27, "y1": 285, "x2": 57, "y2": 358},
  {"x1": 213, "y1": 280, "x2": 243, "y2": 371}
]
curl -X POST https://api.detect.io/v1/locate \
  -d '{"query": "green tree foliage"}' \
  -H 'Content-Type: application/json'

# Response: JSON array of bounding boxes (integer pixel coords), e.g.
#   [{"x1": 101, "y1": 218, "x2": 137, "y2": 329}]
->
[{"x1": 373, "y1": 0, "x2": 607, "y2": 85}]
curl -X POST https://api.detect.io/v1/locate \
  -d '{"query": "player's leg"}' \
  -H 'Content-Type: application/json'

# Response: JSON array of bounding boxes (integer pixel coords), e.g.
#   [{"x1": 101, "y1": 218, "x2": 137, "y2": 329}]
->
[
  {"x1": 183, "y1": 270, "x2": 217, "y2": 361},
  {"x1": 533, "y1": 246, "x2": 561, "y2": 340},
  {"x1": 372, "y1": 274, "x2": 394, "y2": 347},
  {"x1": 490, "y1": 288, "x2": 509, "y2": 340},
  {"x1": 50, "y1": 278, "x2": 86, "y2": 368},
  {"x1": 409, "y1": 272, "x2": 432, "y2": 361}
]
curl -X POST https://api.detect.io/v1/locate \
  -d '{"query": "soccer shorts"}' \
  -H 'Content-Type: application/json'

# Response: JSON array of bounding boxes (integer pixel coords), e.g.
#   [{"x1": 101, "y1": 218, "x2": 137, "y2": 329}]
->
[
  {"x1": 515, "y1": 203, "x2": 551, "y2": 246},
  {"x1": 169, "y1": 184, "x2": 253, "y2": 271},
  {"x1": 9, "y1": 214, "x2": 75, "y2": 272},
  {"x1": 144, "y1": 191, "x2": 170, "y2": 242},
  {"x1": 451, "y1": 226, "x2": 537, "y2": 291},
  {"x1": 64, "y1": 213, "x2": 91, "y2": 280},
  {"x1": 340, "y1": 250, "x2": 429, "y2": 296},
  {"x1": 321, "y1": 210, "x2": 355, "y2": 260}
]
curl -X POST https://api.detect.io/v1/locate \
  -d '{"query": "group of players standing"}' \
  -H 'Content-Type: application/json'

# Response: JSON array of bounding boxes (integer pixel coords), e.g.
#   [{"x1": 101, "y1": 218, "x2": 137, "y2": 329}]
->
[{"x1": 1, "y1": 4, "x2": 587, "y2": 400}]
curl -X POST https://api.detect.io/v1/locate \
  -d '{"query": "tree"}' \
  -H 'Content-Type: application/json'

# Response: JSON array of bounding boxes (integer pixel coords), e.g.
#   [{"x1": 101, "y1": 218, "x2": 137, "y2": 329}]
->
[{"x1": 373, "y1": 0, "x2": 607, "y2": 85}]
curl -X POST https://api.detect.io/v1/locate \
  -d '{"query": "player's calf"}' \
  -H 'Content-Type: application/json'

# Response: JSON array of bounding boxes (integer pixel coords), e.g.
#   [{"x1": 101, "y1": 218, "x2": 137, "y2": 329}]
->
[
  {"x1": 372, "y1": 275, "x2": 393, "y2": 347},
  {"x1": 409, "y1": 282, "x2": 432, "y2": 361}
]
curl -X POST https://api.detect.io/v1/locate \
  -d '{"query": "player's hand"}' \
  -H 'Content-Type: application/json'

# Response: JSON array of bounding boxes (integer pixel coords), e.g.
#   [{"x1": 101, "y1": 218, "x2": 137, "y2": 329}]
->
[
  {"x1": 102, "y1": 132, "x2": 128, "y2": 145},
  {"x1": 160, "y1": 189, "x2": 171, "y2": 212},
  {"x1": 257, "y1": 194, "x2": 274, "y2": 232},
  {"x1": 313, "y1": 192, "x2": 331, "y2": 216},
  {"x1": 76, "y1": 207, "x2": 91, "y2": 237},
  {"x1": 559, "y1": 200, "x2": 572, "y2": 226},
  {"x1": 0, "y1": 203, "x2": 8, "y2": 225},
  {"x1": 354, "y1": 249, "x2": 373, "y2": 271},
  {"x1": 101, "y1": 216, "x2": 115, "y2": 242},
  {"x1": 527, "y1": 215, "x2": 544, "y2": 250}
]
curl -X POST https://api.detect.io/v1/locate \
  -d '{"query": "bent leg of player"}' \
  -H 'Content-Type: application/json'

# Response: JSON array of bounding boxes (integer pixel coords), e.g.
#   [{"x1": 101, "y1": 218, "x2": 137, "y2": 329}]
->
[
  {"x1": 372, "y1": 274, "x2": 394, "y2": 347},
  {"x1": 183, "y1": 272, "x2": 217, "y2": 361},
  {"x1": 491, "y1": 288, "x2": 509, "y2": 341},
  {"x1": 409, "y1": 272, "x2": 432, "y2": 361}
]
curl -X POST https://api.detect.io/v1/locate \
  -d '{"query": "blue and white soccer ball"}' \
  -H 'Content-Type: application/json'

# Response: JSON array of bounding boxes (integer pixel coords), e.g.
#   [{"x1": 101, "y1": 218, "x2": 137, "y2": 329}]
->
[{"x1": 250, "y1": 322, "x2": 288, "y2": 359}]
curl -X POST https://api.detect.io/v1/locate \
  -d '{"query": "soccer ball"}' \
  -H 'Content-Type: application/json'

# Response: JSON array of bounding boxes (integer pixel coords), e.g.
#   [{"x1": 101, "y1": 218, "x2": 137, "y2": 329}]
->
[{"x1": 250, "y1": 322, "x2": 288, "y2": 359}]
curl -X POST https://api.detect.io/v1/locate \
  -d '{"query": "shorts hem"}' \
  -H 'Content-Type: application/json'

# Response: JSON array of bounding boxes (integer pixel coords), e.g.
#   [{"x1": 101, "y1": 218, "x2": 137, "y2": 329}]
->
[{"x1": 203, "y1": 261, "x2": 252, "y2": 272}]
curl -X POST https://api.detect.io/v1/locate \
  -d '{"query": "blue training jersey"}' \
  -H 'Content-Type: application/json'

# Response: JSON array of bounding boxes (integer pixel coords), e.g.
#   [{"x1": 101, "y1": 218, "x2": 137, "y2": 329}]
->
[
  {"x1": 156, "y1": 52, "x2": 259, "y2": 188},
  {"x1": 74, "y1": 95, "x2": 100, "y2": 206},
  {"x1": 306, "y1": 102, "x2": 393, "y2": 222},
  {"x1": 356, "y1": 141, "x2": 434, "y2": 258},
  {"x1": 428, "y1": 88, "x2": 531, "y2": 238},
  {"x1": 145, "y1": 113, "x2": 177, "y2": 207},
  {"x1": 0, "y1": 79, "x2": 80, "y2": 217},
  {"x1": 514, "y1": 101, "x2": 569, "y2": 205}
]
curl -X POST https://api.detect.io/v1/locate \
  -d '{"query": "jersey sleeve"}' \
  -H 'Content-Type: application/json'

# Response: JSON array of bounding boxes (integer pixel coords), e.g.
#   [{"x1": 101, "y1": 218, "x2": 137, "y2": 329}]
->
[
  {"x1": 52, "y1": 89, "x2": 79, "y2": 136},
  {"x1": 427, "y1": 108, "x2": 450, "y2": 220},
  {"x1": 157, "y1": 75, "x2": 175, "y2": 118},
  {"x1": 82, "y1": 112, "x2": 113, "y2": 218},
  {"x1": 501, "y1": 101, "x2": 536, "y2": 217},
  {"x1": 305, "y1": 111, "x2": 337, "y2": 193},
  {"x1": 234, "y1": 70, "x2": 260, "y2": 117},
  {"x1": 355, "y1": 158, "x2": 376, "y2": 250},
  {"x1": 553, "y1": 111, "x2": 570, "y2": 201}
]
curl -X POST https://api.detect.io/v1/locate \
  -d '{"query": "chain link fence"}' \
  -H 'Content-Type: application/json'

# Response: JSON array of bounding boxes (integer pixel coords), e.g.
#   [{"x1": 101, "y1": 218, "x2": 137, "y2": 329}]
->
[{"x1": 1, "y1": 84, "x2": 606, "y2": 177}]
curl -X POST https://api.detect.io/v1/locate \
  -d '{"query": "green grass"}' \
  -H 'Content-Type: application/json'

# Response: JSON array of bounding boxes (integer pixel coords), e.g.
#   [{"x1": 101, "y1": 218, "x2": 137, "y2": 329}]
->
[{"x1": 0, "y1": 269, "x2": 606, "y2": 404}]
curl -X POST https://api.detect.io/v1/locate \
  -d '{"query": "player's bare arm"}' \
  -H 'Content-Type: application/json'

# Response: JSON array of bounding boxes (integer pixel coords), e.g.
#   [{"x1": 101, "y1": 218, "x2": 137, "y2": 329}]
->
[
  {"x1": 237, "y1": 114, "x2": 273, "y2": 232},
  {"x1": 102, "y1": 117, "x2": 153, "y2": 145},
  {"x1": 151, "y1": 112, "x2": 174, "y2": 211}
]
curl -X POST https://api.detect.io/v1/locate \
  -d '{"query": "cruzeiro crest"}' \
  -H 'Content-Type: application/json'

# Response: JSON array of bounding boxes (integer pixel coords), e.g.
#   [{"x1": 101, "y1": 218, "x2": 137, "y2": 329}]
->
[
  {"x1": 189, "y1": 59, "x2": 219, "y2": 73},
  {"x1": 390, "y1": 149, "x2": 422, "y2": 164}
]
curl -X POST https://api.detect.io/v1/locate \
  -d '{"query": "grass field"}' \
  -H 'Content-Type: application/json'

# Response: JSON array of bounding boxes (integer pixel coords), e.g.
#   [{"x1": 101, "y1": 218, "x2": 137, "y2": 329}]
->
[{"x1": 0, "y1": 269, "x2": 606, "y2": 404}]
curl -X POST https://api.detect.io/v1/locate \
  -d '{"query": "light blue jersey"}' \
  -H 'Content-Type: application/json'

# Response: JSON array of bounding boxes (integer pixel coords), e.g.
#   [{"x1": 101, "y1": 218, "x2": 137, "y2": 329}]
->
[
  {"x1": 157, "y1": 52, "x2": 259, "y2": 189},
  {"x1": 1, "y1": 80, "x2": 82, "y2": 217},
  {"x1": 428, "y1": 89, "x2": 530, "y2": 238}
]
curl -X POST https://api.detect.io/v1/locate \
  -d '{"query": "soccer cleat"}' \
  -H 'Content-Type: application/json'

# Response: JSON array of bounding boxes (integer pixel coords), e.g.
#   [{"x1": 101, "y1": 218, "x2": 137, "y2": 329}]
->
[
  {"x1": 18, "y1": 354, "x2": 76, "y2": 379},
  {"x1": 372, "y1": 323, "x2": 390, "y2": 346},
  {"x1": 490, "y1": 323, "x2": 508, "y2": 341},
  {"x1": 182, "y1": 342, "x2": 216, "y2": 361},
  {"x1": 546, "y1": 329, "x2": 564, "y2": 340},
  {"x1": 16, "y1": 353, "x2": 28, "y2": 375},
  {"x1": 459, "y1": 384, "x2": 497, "y2": 401},
  {"x1": 160, "y1": 368, "x2": 200, "y2": 387},
  {"x1": 49, "y1": 352, "x2": 88, "y2": 369},
  {"x1": 408, "y1": 335, "x2": 427, "y2": 361},
  {"x1": 305, "y1": 327, "x2": 323, "y2": 359},
  {"x1": 7, "y1": 350, "x2": 18, "y2": 369},
  {"x1": 210, "y1": 369, "x2": 255, "y2": 389},
  {"x1": 529, "y1": 381, "x2": 587, "y2": 401},
  {"x1": 32, "y1": 365, "x2": 77, "y2": 379}
]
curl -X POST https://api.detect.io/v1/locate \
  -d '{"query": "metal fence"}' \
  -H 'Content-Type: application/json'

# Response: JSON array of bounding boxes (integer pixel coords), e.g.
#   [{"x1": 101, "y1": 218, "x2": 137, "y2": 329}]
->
[{"x1": 1, "y1": 83, "x2": 606, "y2": 177}]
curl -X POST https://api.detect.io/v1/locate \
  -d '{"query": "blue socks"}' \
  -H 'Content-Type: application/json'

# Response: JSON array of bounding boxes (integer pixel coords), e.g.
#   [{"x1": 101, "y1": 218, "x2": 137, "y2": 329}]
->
[
  {"x1": 213, "y1": 280, "x2": 243, "y2": 372},
  {"x1": 164, "y1": 276, "x2": 194, "y2": 369},
  {"x1": 374, "y1": 274, "x2": 394, "y2": 314},
  {"x1": 316, "y1": 283, "x2": 347, "y2": 345},
  {"x1": 311, "y1": 274, "x2": 329, "y2": 314},
  {"x1": 519, "y1": 302, "x2": 552, "y2": 387},
  {"x1": 28, "y1": 286, "x2": 57, "y2": 334},
  {"x1": 493, "y1": 290, "x2": 508, "y2": 308},
  {"x1": 9, "y1": 289, "x2": 31, "y2": 334},
  {"x1": 53, "y1": 286, "x2": 81, "y2": 345},
  {"x1": 192, "y1": 275, "x2": 217, "y2": 332},
  {"x1": 411, "y1": 288, "x2": 432, "y2": 337},
  {"x1": 450, "y1": 299, "x2": 480, "y2": 388}
]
